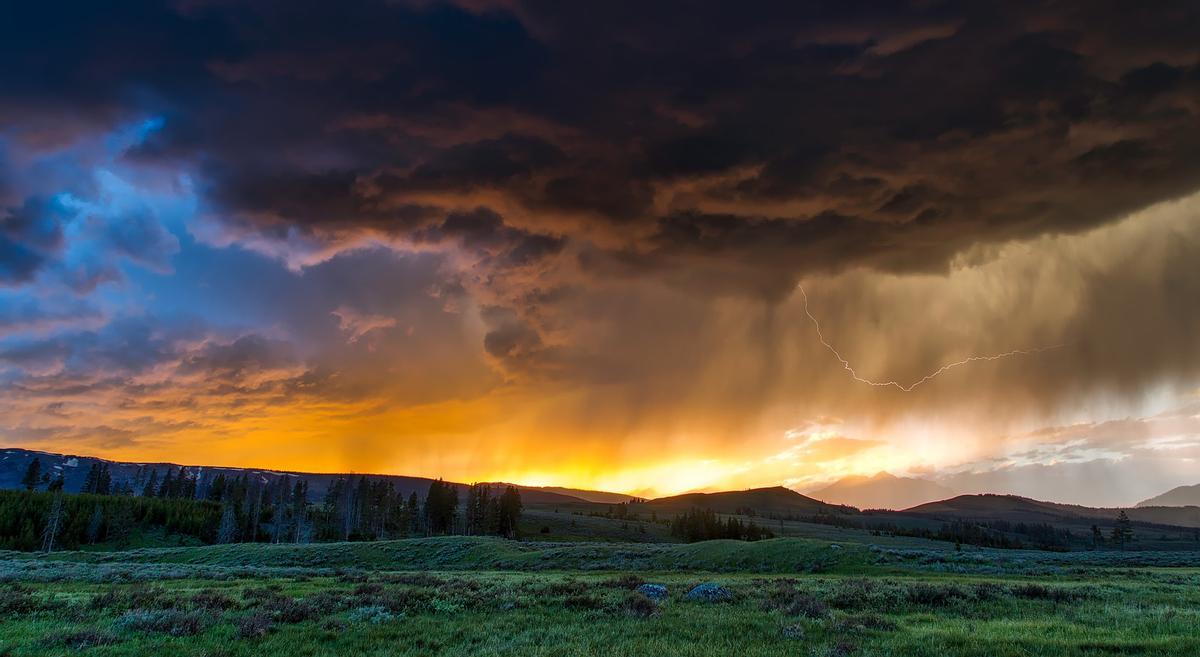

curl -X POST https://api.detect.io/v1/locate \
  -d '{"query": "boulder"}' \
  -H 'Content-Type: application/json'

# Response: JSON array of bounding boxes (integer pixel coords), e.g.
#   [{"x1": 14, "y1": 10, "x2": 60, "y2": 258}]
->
[
  {"x1": 684, "y1": 582, "x2": 733, "y2": 602},
  {"x1": 635, "y1": 583, "x2": 668, "y2": 601}
]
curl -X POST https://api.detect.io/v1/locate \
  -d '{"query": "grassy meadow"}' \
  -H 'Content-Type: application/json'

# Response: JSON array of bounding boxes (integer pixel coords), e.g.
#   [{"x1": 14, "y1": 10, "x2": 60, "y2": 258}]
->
[{"x1": 1, "y1": 536, "x2": 1199, "y2": 656}]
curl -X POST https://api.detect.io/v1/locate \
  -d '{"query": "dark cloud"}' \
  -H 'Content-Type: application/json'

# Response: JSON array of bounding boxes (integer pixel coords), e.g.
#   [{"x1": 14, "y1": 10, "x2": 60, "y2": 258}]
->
[
  {"x1": 176, "y1": 334, "x2": 298, "y2": 383},
  {"x1": 0, "y1": 197, "x2": 65, "y2": 285},
  {"x1": 3, "y1": 0, "x2": 1200, "y2": 494},
  {"x1": 9, "y1": 1, "x2": 1193, "y2": 296}
]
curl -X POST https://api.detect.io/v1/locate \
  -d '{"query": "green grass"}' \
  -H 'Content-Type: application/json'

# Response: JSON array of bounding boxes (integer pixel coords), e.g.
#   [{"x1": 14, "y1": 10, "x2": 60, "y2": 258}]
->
[
  {"x1": 2, "y1": 537, "x2": 1199, "y2": 656},
  {"x1": 1, "y1": 537, "x2": 875, "y2": 574}
]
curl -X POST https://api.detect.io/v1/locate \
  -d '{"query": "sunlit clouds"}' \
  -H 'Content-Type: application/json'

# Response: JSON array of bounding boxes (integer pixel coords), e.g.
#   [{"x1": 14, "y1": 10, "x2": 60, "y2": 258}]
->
[{"x1": 2, "y1": 2, "x2": 1200, "y2": 503}]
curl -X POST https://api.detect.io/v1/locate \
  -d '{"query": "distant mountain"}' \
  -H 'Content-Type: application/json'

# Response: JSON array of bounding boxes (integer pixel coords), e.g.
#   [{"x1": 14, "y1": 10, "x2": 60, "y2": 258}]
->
[
  {"x1": 1137, "y1": 484, "x2": 1200, "y2": 508},
  {"x1": 525, "y1": 486, "x2": 640, "y2": 504},
  {"x1": 905, "y1": 494, "x2": 1079, "y2": 521},
  {"x1": 639, "y1": 486, "x2": 854, "y2": 516},
  {"x1": 810, "y1": 472, "x2": 956, "y2": 510},
  {"x1": 905, "y1": 493, "x2": 1200, "y2": 528},
  {"x1": 0, "y1": 447, "x2": 584, "y2": 505}
]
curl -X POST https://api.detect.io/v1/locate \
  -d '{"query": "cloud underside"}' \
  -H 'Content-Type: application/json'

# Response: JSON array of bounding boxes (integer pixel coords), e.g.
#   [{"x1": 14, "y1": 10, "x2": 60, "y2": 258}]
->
[{"x1": 1, "y1": 1, "x2": 1200, "y2": 499}]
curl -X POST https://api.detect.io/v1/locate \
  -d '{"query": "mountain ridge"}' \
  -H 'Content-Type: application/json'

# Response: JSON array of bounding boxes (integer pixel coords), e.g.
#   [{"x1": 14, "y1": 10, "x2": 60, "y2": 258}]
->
[
  {"x1": 809, "y1": 472, "x2": 957, "y2": 510},
  {"x1": 1137, "y1": 483, "x2": 1200, "y2": 508},
  {"x1": 905, "y1": 493, "x2": 1200, "y2": 528}
]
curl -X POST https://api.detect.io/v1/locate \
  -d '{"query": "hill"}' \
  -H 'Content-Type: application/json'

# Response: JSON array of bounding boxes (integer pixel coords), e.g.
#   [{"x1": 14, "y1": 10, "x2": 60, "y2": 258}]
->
[
  {"x1": 1138, "y1": 484, "x2": 1200, "y2": 508},
  {"x1": 810, "y1": 472, "x2": 956, "y2": 510},
  {"x1": 509, "y1": 485, "x2": 640, "y2": 504},
  {"x1": 637, "y1": 486, "x2": 854, "y2": 517},
  {"x1": 904, "y1": 494, "x2": 1079, "y2": 521},
  {"x1": 0, "y1": 448, "x2": 584, "y2": 506},
  {"x1": 904, "y1": 493, "x2": 1200, "y2": 529}
]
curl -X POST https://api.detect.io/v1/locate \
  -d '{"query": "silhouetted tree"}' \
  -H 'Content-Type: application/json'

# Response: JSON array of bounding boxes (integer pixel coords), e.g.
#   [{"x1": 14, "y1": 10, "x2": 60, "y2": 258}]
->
[
  {"x1": 670, "y1": 507, "x2": 773, "y2": 542},
  {"x1": 142, "y1": 469, "x2": 158, "y2": 497},
  {"x1": 86, "y1": 505, "x2": 104, "y2": 544},
  {"x1": 20, "y1": 458, "x2": 41, "y2": 491},
  {"x1": 107, "y1": 504, "x2": 135, "y2": 547},
  {"x1": 1111, "y1": 511, "x2": 1133, "y2": 550},
  {"x1": 424, "y1": 479, "x2": 458, "y2": 534},
  {"x1": 497, "y1": 485, "x2": 523, "y2": 538},
  {"x1": 217, "y1": 504, "x2": 238, "y2": 544}
]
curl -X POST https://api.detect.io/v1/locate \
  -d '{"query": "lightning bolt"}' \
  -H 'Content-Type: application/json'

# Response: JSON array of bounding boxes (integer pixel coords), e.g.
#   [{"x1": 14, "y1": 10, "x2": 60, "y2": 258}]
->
[{"x1": 798, "y1": 284, "x2": 1063, "y2": 392}]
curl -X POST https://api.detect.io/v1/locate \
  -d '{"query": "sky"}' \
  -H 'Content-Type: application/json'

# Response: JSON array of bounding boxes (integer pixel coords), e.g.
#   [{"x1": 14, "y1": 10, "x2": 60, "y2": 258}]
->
[{"x1": 2, "y1": 1, "x2": 1200, "y2": 505}]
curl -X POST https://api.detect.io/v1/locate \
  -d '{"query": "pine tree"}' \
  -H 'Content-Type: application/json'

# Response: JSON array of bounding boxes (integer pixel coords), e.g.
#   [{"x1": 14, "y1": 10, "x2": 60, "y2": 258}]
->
[
  {"x1": 497, "y1": 485, "x2": 522, "y2": 538},
  {"x1": 217, "y1": 504, "x2": 238, "y2": 544},
  {"x1": 158, "y1": 468, "x2": 175, "y2": 498},
  {"x1": 207, "y1": 474, "x2": 227, "y2": 502},
  {"x1": 20, "y1": 458, "x2": 42, "y2": 491},
  {"x1": 107, "y1": 504, "x2": 135, "y2": 547},
  {"x1": 86, "y1": 505, "x2": 105, "y2": 544},
  {"x1": 402, "y1": 491, "x2": 418, "y2": 534},
  {"x1": 82, "y1": 463, "x2": 100, "y2": 494},
  {"x1": 96, "y1": 464, "x2": 112, "y2": 496},
  {"x1": 1111, "y1": 510, "x2": 1134, "y2": 550},
  {"x1": 424, "y1": 479, "x2": 458, "y2": 535},
  {"x1": 142, "y1": 470, "x2": 159, "y2": 497}
]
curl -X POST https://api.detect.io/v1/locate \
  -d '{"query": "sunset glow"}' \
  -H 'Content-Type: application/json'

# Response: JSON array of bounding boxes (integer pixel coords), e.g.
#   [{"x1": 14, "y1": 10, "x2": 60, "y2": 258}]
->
[{"x1": 3, "y1": 1, "x2": 1200, "y2": 507}]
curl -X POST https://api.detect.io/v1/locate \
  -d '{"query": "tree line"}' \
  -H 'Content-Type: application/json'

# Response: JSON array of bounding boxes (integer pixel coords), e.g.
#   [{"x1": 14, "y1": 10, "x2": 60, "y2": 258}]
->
[
  {"x1": 669, "y1": 507, "x2": 774, "y2": 542},
  {"x1": 7, "y1": 458, "x2": 524, "y2": 551}
]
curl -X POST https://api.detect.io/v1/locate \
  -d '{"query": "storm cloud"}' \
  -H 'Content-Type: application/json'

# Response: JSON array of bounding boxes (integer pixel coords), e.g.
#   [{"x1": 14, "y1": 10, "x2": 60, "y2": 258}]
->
[{"x1": 1, "y1": 0, "x2": 1199, "y2": 499}]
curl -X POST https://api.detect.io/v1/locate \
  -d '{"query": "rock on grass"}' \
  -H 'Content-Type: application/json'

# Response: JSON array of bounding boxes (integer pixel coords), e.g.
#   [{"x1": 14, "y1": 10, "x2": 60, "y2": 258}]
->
[
  {"x1": 685, "y1": 583, "x2": 732, "y2": 602},
  {"x1": 635, "y1": 583, "x2": 668, "y2": 601}
]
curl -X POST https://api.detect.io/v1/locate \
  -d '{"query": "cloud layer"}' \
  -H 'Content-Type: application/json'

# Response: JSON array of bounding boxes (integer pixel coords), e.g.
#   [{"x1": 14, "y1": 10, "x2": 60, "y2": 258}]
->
[{"x1": 1, "y1": 1, "x2": 1199, "y2": 500}]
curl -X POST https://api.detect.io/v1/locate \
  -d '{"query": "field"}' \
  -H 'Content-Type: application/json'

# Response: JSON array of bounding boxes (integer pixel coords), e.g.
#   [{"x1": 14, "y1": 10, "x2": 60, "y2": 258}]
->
[{"x1": 2, "y1": 537, "x2": 1199, "y2": 656}]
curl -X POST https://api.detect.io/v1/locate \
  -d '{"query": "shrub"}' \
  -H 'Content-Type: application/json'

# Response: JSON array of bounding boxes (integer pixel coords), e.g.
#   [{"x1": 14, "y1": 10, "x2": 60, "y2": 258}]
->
[
  {"x1": 125, "y1": 586, "x2": 173, "y2": 610},
  {"x1": 1010, "y1": 584, "x2": 1086, "y2": 602},
  {"x1": 242, "y1": 584, "x2": 283, "y2": 602},
  {"x1": 540, "y1": 579, "x2": 591, "y2": 597},
  {"x1": 905, "y1": 583, "x2": 967, "y2": 606},
  {"x1": 605, "y1": 574, "x2": 645, "y2": 589},
  {"x1": 261, "y1": 597, "x2": 321, "y2": 623},
  {"x1": 355, "y1": 586, "x2": 432, "y2": 613},
  {"x1": 429, "y1": 598, "x2": 463, "y2": 614},
  {"x1": 320, "y1": 617, "x2": 347, "y2": 632},
  {"x1": 336, "y1": 570, "x2": 369, "y2": 584},
  {"x1": 304, "y1": 590, "x2": 350, "y2": 614},
  {"x1": 236, "y1": 612, "x2": 274, "y2": 639},
  {"x1": 833, "y1": 614, "x2": 898, "y2": 634},
  {"x1": 781, "y1": 622, "x2": 805, "y2": 640},
  {"x1": 827, "y1": 578, "x2": 891, "y2": 610},
  {"x1": 353, "y1": 583, "x2": 383, "y2": 596},
  {"x1": 762, "y1": 583, "x2": 828, "y2": 619},
  {"x1": 88, "y1": 590, "x2": 121, "y2": 610},
  {"x1": 620, "y1": 592, "x2": 659, "y2": 618},
  {"x1": 0, "y1": 586, "x2": 41, "y2": 616},
  {"x1": 41, "y1": 629, "x2": 121, "y2": 649},
  {"x1": 970, "y1": 582, "x2": 1004, "y2": 601},
  {"x1": 115, "y1": 609, "x2": 208, "y2": 636},
  {"x1": 348, "y1": 605, "x2": 396, "y2": 624},
  {"x1": 383, "y1": 573, "x2": 444, "y2": 587},
  {"x1": 563, "y1": 594, "x2": 603, "y2": 610},
  {"x1": 190, "y1": 589, "x2": 240, "y2": 611},
  {"x1": 819, "y1": 641, "x2": 858, "y2": 657}
]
